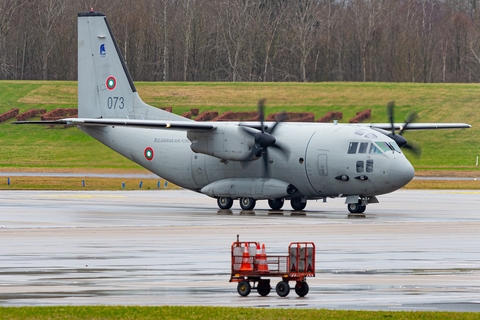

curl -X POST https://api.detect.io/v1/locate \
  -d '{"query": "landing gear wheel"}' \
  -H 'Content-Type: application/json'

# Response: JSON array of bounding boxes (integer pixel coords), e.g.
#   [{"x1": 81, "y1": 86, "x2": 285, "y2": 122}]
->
[
  {"x1": 291, "y1": 198, "x2": 306, "y2": 211},
  {"x1": 268, "y1": 198, "x2": 284, "y2": 210},
  {"x1": 348, "y1": 202, "x2": 365, "y2": 213},
  {"x1": 237, "y1": 281, "x2": 251, "y2": 297},
  {"x1": 217, "y1": 197, "x2": 233, "y2": 210},
  {"x1": 294, "y1": 281, "x2": 309, "y2": 297},
  {"x1": 276, "y1": 281, "x2": 290, "y2": 297},
  {"x1": 240, "y1": 197, "x2": 256, "y2": 210},
  {"x1": 257, "y1": 280, "x2": 271, "y2": 296}
]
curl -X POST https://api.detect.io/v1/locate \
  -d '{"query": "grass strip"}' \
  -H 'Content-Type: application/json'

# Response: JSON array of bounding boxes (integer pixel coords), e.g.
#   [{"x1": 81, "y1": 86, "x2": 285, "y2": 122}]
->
[
  {"x1": 1, "y1": 81, "x2": 479, "y2": 171},
  {"x1": 0, "y1": 306, "x2": 479, "y2": 320},
  {"x1": 0, "y1": 176, "x2": 179, "y2": 190}
]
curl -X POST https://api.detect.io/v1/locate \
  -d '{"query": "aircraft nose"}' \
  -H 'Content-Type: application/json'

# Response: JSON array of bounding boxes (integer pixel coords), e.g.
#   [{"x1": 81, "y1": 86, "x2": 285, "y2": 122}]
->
[{"x1": 388, "y1": 159, "x2": 415, "y2": 188}]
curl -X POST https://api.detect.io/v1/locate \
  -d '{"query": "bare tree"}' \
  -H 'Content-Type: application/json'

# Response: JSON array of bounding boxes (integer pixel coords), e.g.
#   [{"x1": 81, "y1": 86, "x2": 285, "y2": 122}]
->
[{"x1": 0, "y1": 0, "x2": 26, "y2": 78}]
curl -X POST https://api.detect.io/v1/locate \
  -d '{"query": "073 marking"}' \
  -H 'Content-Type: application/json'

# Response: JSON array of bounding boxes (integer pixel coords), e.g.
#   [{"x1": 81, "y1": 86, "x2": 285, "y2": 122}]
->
[{"x1": 107, "y1": 96, "x2": 125, "y2": 109}]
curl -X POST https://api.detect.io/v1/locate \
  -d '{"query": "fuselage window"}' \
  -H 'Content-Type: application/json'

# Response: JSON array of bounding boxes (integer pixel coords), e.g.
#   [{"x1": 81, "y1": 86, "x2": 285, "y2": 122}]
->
[
  {"x1": 366, "y1": 159, "x2": 374, "y2": 172},
  {"x1": 358, "y1": 142, "x2": 369, "y2": 153},
  {"x1": 355, "y1": 129, "x2": 368, "y2": 136},
  {"x1": 369, "y1": 144, "x2": 382, "y2": 154},
  {"x1": 356, "y1": 161, "x2": 364, "y2": 173},
  {"x1": 348, "y1": 142, "x2": 358, "y2": 154}
]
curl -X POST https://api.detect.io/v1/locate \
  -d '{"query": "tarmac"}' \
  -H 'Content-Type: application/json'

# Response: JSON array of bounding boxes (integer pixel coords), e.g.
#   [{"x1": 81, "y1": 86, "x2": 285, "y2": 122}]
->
[{"x1": 1, "y1": 189, "x2": 479, "y2": 311}]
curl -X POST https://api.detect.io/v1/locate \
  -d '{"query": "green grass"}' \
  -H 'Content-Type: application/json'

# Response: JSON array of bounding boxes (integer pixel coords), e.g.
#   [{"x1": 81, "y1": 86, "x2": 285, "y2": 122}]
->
[
  {"x1": 0, "y1": 306, "x2": 478, "y2": 319},
  {"x1": 1, "y1": 81, "x2": 479, "y2": 171}
]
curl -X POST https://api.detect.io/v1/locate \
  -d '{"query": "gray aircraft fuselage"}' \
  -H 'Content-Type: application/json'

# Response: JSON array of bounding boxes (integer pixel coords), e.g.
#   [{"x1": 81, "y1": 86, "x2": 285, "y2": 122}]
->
[{"x1": 82, "y1": 122, "x2": 413, "y2": 199}]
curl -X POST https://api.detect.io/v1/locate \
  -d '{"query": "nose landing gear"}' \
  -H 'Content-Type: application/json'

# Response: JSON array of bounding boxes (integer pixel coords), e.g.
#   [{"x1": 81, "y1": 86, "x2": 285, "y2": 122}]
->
[{"x1": 347, "y1": 201, "x2": 366, "y2": 213}]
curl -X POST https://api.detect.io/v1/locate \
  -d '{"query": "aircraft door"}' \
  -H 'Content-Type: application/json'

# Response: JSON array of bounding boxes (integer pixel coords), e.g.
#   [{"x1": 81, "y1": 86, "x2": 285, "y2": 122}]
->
[
  {"x1": 191, "y1": 153, "x2": 209, "y2": 188},
  {"x1": 305, "y1": 132, "x2": 329, "y2": 196}
]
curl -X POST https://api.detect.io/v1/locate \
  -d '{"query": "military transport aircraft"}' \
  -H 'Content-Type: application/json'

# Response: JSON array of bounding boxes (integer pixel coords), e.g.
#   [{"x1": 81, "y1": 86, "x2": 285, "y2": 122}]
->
[{"x1": 15, "y1": 11, "x2": 471, "y2": 213}]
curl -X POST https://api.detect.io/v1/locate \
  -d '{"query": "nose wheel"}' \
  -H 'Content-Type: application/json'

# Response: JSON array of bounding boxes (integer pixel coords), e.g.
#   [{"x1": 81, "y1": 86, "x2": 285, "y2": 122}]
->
[{"x1": 348, "y1": 202, "x2": 366, "y2": 213}]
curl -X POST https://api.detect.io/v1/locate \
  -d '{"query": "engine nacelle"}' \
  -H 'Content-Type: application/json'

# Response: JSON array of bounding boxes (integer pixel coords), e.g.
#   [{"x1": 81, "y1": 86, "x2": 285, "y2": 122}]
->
[
  {"x1": 188, "y1": 125, "x2": 254, "y2": 161},
  {"x1": 201, "y1": 178, "x2": 296, "y2": 199}
]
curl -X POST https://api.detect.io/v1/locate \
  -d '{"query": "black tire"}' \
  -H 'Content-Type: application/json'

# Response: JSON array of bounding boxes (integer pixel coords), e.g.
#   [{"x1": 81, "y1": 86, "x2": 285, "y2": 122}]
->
[
  {"x1": 276, "y1": 281, "x2": 290, "y2": 297},
  {"x1": 217, "y1": 197, "x2": 233, "y2": 210},
  {"x1": 240, "y1": 197, "x2": 256, "y2": 210},
  {"x1": 268, "y1": 198, "x2": 284, "y2": 210},
  {"x1": 348, "y1": 202, "x2": 364, "y2": 213},
  {"x1": 358, "y1": 204, "x2": 366, "y2": 213},
  {"x1": 257, "y1": 280, "x2": 271, "y2": 296},
  {"x1": 290, "y1": 198, "x2": 306, "y2": 211},
  {"x1": 237, "y1": 281, "x2": 251, "y2": 297},
  {"x1": 294, "y1": 281, "x2": 309, "y2": 297}
]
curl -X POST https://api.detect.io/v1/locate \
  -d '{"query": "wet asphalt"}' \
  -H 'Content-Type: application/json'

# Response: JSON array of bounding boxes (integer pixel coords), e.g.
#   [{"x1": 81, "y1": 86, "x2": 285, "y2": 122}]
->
[{"x1": 0, "y1": 190, "x2": 479, "y2": 311}]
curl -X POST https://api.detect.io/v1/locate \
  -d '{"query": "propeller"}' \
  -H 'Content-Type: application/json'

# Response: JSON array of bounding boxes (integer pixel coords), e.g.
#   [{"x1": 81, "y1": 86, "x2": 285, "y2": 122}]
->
[
  {"x1": 240, "y1": 99, "x2": 290, "y2": 176},
  {"x1": 386, "y1": 100, "x2": 422, "y2": 158}
]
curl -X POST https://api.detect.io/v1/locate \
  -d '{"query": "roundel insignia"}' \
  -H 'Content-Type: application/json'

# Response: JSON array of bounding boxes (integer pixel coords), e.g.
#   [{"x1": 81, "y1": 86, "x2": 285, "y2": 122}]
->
[
  {"x1": 144, "y1": 147, "x2": 154, "y2": 161},
  {"x1": 106, "y1": 76, "x2": 116, "y2": 90}
]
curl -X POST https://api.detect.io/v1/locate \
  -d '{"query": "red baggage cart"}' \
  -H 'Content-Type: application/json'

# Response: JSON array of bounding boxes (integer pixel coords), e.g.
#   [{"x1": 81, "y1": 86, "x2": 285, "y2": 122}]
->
[{"x1": 229, "y1": 238, "x2": 315, "y2": 297}]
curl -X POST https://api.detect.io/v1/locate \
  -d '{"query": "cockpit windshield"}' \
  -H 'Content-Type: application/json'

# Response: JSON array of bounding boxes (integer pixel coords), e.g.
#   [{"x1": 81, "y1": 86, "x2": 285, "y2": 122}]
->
[
  {"x1": 349, "y1": 141, "x2": 402, "y2": 155},
  {"x1": 374, "y1": 141, "x2": 402, "y2": 154},
  {"x1": 350, "y1": 129, "x2": 402, "y2": 155}
]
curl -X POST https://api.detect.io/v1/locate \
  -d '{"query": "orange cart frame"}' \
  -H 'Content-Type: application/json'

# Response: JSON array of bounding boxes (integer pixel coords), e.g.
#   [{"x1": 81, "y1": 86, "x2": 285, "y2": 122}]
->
[{"x1": 229, "y1": 240, "x2": 315, "y2": 297}]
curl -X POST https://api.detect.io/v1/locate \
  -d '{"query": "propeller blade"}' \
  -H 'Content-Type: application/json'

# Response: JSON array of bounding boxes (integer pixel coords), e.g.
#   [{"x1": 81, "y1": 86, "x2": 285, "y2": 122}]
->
[
  {"x1": 384, "y1": 100, "x2": 422, "y2": 156},
  {"x1": 267, "y1": 111, "x2": 287, "y2": 134},
  {"x1": 257, "y1": 98, "x2": 266, "y2": 133},
  {"x1": 239, "y1": 99, "x2": 289, "y2": 176},
  {"x1": 387, "y1": 100, "x2": 395, "y2": 135},
  {"x1": 239, "y1": 125, "x2": 257, "y2": 137},
  {"x1": 399, "y1": 111, "x2": 418, "y2": 135},
  {"x1": 262, "y1": 150, "x2": 270, "y2": 177},
  {"x1": 403, "y1": 142, "x2": 422, "y2": 158},
  {"x1": 270, "y1": 142, "x2": 291, "y2": 161}
]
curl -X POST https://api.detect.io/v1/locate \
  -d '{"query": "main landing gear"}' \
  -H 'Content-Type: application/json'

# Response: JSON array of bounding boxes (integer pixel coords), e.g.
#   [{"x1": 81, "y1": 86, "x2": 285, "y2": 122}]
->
[{"x1": 216, "y1": 197, "x2": 308, "y2": 211}]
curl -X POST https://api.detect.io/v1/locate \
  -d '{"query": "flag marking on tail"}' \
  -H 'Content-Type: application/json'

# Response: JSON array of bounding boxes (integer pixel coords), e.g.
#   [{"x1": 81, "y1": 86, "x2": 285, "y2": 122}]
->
[{"x1": 106, "y1": 76, "x2": 116, "y2": 90}]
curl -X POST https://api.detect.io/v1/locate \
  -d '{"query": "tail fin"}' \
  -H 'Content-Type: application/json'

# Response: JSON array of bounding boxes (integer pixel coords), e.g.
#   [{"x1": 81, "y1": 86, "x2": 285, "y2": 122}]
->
[{"x1": 77, "y1": 11, "x2": 185, "y2": 121}]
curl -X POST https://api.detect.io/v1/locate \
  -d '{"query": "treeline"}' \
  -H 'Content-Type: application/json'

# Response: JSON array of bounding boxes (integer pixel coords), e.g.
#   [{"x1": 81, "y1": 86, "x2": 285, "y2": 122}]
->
[{"x1": 1, "y1": 0, "x2": 480, "y2": 82}]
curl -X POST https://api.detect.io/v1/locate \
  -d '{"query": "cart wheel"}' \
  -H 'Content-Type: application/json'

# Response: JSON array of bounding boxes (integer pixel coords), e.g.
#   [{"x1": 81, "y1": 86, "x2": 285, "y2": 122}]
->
[
  {"x1": 295, "y1": 281, "x2": 309, "y2": 297},
  {"x1": 276, "y1": 281, "x2": 290, "y2": 297},
  {"x1": 237, "y1": 281, "x2": 251, "y2": 297},
  {"x1": 257, "y1": 280, "x2": 271, "y2": 296}
]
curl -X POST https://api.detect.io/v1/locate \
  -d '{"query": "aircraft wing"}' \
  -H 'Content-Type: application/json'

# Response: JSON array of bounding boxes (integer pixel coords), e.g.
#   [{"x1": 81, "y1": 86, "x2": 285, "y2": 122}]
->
[
  {"x1": 13, "y1": 118, "x2": 215, "y2": 131},
  {"x1": 363, "y1": 123, "x2": 471, "y2": 130}
]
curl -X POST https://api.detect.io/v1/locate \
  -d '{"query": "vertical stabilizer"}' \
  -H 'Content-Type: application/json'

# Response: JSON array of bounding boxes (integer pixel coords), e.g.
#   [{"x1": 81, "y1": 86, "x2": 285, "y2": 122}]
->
[{"x1": 77, "y1": 11, "x2": 186, "y2": 121}]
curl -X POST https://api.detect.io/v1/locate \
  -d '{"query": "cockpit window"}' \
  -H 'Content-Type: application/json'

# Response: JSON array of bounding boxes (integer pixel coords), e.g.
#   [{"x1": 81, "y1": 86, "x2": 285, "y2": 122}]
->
[
  {"x1": 375, "y1": 142, "x2": 392, "y2": 153},
  {"x1": 369, "y1": 144, "x2": 383, "y2": 154},
  {"x1": 365, "y1": 133, "x2": 377, "y2": 139},
  {"x1": 375, "y1": 141, "x2": 402, "y2": 154},
  {"x1": 358, "y1": 142, "x2": 369, "y2": 153},
  {"x1": 388, "y1": 141, "x2": 402, "y2": 153},
  {"x1": 347, "y1": 142, "x2": 358, "y2": 154}
]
